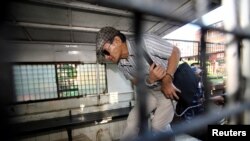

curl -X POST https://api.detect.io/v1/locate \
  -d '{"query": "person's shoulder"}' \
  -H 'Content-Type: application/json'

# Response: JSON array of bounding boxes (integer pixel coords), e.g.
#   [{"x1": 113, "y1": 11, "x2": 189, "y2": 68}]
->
[{"x1": 142, "y1": 33, "x2": 173, "y2": 46}]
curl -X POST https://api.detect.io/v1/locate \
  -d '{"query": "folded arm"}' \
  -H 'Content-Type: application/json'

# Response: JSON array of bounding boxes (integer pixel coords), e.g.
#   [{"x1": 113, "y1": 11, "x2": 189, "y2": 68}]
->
[{"x1": 161, "y1": 46, "x2": 181, "y2": 100}]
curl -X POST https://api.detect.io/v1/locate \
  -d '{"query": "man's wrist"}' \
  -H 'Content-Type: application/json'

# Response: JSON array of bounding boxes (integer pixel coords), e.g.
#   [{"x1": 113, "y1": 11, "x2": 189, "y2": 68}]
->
[
  {"x1": 165, "y1": 73, "x2": 174, "y2": 81},
  {"x1": 163, "y1": 73, "x2": 174, "y2": 83},
  {"x1": 145, "y1": 77, "x2": 159, "y2": 88},
  {"x1": 146, "y1": 76, "x2": 155, "y2": 84}
]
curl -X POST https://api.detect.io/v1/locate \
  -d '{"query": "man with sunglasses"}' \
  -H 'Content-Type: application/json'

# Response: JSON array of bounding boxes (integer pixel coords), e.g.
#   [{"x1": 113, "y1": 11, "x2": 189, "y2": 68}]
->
[{"x1": 96, "y1": 27, "x2": 181, "y2": 141}]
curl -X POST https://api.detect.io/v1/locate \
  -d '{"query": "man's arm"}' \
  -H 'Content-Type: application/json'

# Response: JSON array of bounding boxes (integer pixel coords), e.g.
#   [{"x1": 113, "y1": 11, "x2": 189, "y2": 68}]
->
[
  {"x1": 165, "y1": 46, "x2": 180, "y2": 77},
  {"x1": 162, "y1": 46, "x2": 181, "y2": 100}
]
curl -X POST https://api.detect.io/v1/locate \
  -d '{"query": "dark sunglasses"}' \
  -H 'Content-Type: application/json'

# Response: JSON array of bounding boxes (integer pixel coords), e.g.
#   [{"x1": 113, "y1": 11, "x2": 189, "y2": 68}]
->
[
  {"x1": 100, "y1": 41, "x2": 113, "y2": 57},
  {"x1": 100, "y1": 49, "x2": 110, "y2": 56},
  {"x1": 99, "y1": 38, "x2": 114, "y2": 57}
]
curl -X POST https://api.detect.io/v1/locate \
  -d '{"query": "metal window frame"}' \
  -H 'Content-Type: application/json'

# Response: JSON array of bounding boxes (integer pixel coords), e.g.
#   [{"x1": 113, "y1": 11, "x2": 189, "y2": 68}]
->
[{"x1": 12, "y1": 62, "x2": 107, "y2": 104}]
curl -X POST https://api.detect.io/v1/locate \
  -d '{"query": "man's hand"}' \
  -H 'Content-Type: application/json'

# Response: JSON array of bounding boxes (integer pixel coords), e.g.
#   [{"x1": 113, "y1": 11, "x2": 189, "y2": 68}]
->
[
  {"x1": 147, "y1": 63, "x2": 166, "y2": 84},
  {"x1": 147, "y1": 63, "x2": 181, "y2": 100},
  {"x1": 161, "y1": 76, "x2": 181, "y2": 100}
]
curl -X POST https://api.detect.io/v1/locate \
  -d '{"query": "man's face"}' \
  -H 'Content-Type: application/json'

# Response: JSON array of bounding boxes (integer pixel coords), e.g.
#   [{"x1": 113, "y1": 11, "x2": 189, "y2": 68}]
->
[{"x1": 101, "y1": 37, "x2": 122, "y2": 63}]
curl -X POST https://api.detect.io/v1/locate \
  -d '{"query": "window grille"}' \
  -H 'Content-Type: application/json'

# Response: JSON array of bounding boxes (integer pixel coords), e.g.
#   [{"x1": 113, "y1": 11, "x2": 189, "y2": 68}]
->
[{"x1": 13, "y1": 63, "x2": 107, "y2": 103}]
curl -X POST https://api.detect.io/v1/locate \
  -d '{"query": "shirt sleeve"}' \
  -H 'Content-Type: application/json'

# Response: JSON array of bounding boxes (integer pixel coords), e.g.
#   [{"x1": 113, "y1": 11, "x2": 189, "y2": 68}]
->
[
  {"x1": 141, "y1": 34, "x2": 175, "y2": 69},
  {"x1": 117, "y1": 64, "x2": 134, "y2": 81}
]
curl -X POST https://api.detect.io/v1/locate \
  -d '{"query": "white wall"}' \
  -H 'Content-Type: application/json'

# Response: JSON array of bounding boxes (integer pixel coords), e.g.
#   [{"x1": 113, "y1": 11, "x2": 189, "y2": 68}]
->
[
  {"x1": 8, "y1": 42, "x2": 97, "y2": 63},
  {"x1": 107, "y1": 64, "x2": 133, "y2": 94}
]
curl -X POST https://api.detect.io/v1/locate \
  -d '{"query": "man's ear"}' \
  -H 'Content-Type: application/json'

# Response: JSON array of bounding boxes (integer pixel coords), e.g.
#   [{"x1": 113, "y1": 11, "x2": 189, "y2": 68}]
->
[{"x1": 113, "y1": 36, "x2": 122, "y2": 46}]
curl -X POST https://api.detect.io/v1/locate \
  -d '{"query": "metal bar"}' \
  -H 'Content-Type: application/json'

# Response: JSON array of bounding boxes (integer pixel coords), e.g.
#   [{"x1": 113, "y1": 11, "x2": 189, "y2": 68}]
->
[
  {"x1": 134, "y1": 12, "x2": 149, "y2": 136},
  {"x1": 195, "y1": 0, "x2": 208, "y2": 20},
  {"x1": 7, "y1": 40, "x2": 95, "y2": 46},
  {"x1": 96, "y1": 63, "x2": 100, "y2": 98},
  {"x1": 223, "y1": 0, "x2": 240, "y2": 112},
  {"x1": 7, "y1": 21, "x2": 133, "y2": 35},
  {"x1": 200, "y1": 28, "x2": 210, "y2": 112},
  {"x1": 28, "y1": 0, "x2": 133, "y2": 17},
  {"x1": 233, "y1": 0, "x2": 245, "y2": 124},
  {"x1": 55, "y1": 63, "x2": 61, "y2": 99},
  {"x1": 240, "y1": 0, "x2": 250, "y2": 125},
  {"x1": 66, "y1": 127, "x2": 72, "y2": 141},
  {"x1": 241, "y1": 0, "x2": 250, "y2": 79}
]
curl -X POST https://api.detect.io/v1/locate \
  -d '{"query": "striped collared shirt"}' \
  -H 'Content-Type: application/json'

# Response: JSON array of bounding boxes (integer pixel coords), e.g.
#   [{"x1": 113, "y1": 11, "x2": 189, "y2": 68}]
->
[{"x1": 118, "y1": 34, "x2": 174, "y2": 81}]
